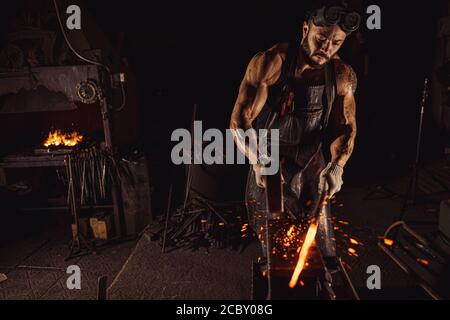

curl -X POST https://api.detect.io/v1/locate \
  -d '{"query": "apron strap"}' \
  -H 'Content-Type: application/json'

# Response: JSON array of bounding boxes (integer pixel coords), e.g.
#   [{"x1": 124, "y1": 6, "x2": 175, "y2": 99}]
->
[{"x1": 323, "y1": 59, "x2": 337, "y2": 129}]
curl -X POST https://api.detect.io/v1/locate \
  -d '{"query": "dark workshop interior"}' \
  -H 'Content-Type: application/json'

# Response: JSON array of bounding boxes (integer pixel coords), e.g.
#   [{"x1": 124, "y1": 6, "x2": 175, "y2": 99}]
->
[{"x1": 1, "y1": 0, "x2": 450, "y2": 301}]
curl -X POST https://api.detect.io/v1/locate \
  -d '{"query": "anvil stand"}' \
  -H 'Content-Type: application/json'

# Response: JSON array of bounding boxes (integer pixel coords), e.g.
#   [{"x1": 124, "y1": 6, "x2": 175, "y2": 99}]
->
[
  {"x1": 253, "y1": 169, "x2": 359, "y2": 300},
  {"x1": 252, "y1": 216, "x2": 359, "y2": 300},
  {"x1": 65, "y1": 154, "x2": 96, "y2": 261}
]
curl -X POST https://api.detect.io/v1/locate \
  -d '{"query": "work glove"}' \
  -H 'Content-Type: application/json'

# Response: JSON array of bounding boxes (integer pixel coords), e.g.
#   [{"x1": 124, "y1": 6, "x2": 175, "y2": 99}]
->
[
  {"x1": 252, "y1": 152, "x2": 272, "y2": 189},
  {"x1": 318, "y1": 162, "x2": 344, "y2": 197}
]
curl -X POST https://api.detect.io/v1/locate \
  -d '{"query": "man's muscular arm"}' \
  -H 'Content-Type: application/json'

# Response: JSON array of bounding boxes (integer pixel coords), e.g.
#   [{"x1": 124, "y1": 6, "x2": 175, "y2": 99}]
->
[
  {"x1": 229, "y1": 45, "x2": 283, "y2": 161},
  {"x1": 318, "y1": 62, "x2": 357, "y2": 196},
  {"x1": 330, "y1": 62, "x2": 357, "y2": 168}
]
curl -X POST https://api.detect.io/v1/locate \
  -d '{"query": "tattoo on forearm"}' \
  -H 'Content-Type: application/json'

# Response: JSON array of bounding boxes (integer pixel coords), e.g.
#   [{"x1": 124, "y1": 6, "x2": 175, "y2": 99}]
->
[
  {"x1": 332, "y1": 129, "x2": 355, "y2": 166},
  {"x1": 336, "y1": 63, "x2": 357, "y2": 95},
  {"x1": 331, "y1": 63, "x2": 357, "y2": 166}
]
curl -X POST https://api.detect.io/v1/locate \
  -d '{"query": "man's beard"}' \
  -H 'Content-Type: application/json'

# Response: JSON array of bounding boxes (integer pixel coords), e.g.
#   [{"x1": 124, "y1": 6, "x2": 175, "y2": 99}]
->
[{"x1": 301, "y1": 40, "x2": 329, "y2": 69}]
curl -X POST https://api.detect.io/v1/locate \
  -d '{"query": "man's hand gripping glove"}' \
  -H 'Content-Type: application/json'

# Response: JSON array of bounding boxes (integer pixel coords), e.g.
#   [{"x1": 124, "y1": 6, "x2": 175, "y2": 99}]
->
[{"x1": 318, "y1": 162, "x2": 344, "y2": 197}]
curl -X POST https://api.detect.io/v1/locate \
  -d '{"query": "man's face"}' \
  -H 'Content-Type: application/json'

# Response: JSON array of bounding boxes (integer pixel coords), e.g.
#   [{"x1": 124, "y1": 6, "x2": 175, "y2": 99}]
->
[{"x1": 301, "y1": 21, "x2": 347, "y2": 68}]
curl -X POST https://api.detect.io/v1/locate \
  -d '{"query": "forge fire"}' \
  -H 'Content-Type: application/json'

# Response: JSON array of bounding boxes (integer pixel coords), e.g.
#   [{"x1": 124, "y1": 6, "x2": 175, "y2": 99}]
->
[
  {"x1": 42, "y1": 129, "x2": 84, "y2": 147},
  {"x1": 1, "y1": 0, "x2": 450, "y2": 308}
]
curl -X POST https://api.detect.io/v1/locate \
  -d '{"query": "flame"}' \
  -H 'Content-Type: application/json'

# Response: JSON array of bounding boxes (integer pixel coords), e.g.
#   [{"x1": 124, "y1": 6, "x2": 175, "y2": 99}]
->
[
  {"x1": 383, "y1": 238, "x2": 394, "y2": 246},
  {"x1": 289, "y1": 222, "x2": 318, "y2": 288},
  {"x1": 43, "y1": 130, "x2": 83, "y2": 147}
]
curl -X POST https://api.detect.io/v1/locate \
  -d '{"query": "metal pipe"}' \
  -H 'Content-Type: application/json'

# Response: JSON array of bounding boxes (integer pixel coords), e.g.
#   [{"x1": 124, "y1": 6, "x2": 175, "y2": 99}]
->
[{"x1": 162, "y1": 184, "x2": 173, "y2": 253}]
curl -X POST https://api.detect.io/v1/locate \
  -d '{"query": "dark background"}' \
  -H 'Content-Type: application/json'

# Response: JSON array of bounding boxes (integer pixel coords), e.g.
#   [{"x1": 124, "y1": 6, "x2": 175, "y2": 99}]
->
[
  {"x1": 86, "y1": 0, "x2": 446, "y2": 212},
  {"x1": 1, "y1": 0, "x2": 447, "y2": 213}
]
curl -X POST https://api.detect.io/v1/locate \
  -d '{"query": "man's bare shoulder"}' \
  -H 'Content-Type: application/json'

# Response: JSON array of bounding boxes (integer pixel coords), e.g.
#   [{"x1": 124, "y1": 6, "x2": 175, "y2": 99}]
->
[
  {"x1": 333, "y1": 58, "x2": 357, "y2": 96},
  {"x1": 253, "y1": 43, "x2": 288, "y2": 63},
  {"x1": 246, "y1": 43, "x2": 287, "y2": 86},
  {"x1": 268, "y1": 42, "x2": 289, "y2": 59}
]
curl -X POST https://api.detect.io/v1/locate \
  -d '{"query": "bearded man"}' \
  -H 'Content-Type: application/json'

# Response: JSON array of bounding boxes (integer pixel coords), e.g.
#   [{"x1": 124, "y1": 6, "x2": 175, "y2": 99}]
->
[{"x1": 230, "y1": 1, "x2": 360, "y2": 261}]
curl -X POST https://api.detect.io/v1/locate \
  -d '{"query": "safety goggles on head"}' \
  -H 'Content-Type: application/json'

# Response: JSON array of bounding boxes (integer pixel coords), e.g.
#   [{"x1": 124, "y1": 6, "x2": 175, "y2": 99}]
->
[{"x1": 311, "y1": 6, "x2": 361, "y2": 34}]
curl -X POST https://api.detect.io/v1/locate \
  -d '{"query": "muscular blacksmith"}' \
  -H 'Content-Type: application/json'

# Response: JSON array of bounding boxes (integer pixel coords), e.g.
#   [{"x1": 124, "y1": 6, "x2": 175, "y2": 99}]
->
[{"x1": 230, "y1": 3, "x2": 359, "y2": 260}]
